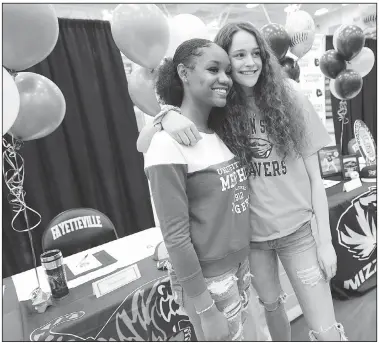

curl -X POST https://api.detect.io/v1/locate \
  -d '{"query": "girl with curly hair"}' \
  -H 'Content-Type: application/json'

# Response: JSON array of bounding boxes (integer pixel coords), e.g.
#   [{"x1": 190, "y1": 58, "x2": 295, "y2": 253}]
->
[
  {"x1": 144, "y1": 38, "x2": 262, "y2": 341},
  {"x1": 138, "y1": 22, "x2": 347, "y2": 341}
]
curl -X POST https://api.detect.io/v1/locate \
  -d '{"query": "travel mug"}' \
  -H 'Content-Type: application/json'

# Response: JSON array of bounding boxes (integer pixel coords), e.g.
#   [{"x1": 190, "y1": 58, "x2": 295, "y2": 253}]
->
[{"x1": 40, "y1": 249, "x2": 69, "y2": 299}]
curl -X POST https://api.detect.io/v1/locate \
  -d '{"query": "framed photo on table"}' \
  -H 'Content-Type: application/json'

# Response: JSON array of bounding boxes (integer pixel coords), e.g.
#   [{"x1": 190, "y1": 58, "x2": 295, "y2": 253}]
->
[
  {"x1": 341, "y1": 155, "x2": 359, "y2": 180},
  {"x1": 318, "y1": 145, "x2": 342, "y2": 178}
]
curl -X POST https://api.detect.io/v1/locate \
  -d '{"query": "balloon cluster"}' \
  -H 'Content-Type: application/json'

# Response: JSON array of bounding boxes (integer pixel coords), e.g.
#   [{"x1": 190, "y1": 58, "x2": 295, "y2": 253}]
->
[
  {"x1": 261, "y1": 10, "x2": 316, "y2": 65},
  {"x1": 111, "y1": 4, "x2": 209, "y2": 116},
  {"x1": 3, "y1": 4, "x2": 66, "y2": 230},
  {"x1": 3, "y1": 4, "x2": 65, "y2": 303},
  {"x1": 320, "y1": 24, "x2": 374, "y2": 100},
  {"x1": 3, "y1": 4, "x2": 66, "y2": 140}
]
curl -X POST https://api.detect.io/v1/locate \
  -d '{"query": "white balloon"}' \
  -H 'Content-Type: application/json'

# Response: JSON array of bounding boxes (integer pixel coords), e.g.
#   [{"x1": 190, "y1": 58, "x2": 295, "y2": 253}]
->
[
  {"x1": 346, "y1": 47, "x2": 375, "y2": 78},
  {"x1": 165, "y1": 14, "x2": 209, "y2": 58},
  {"x1": 285, "y1": 10, "x2": 316, "y2": 59},
  {"x1": 285, "y1": 10, "x2": 315, "y2": 35},
  {"x1": 128, "y1": 67, "x2": 161, "y2": 116},
  {"x1": 329, "y1": 79, "x2": 344, "y2": 100},
  {"x1": 289, "y1": 30, "x2": 315, "y2": 59},
  {"x1": 3, "y1": 68, "x2": 20, "y2": 135}
]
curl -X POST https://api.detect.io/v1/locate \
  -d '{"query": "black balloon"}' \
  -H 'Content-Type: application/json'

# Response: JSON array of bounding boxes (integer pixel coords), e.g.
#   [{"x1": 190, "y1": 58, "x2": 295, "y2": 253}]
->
[
  {"x1": 280, "y1": 57, "x2": 300, "y2": 82},
  {"x1": 334, "y1": 69, "x2": 363, "y2": 100},
  {"x1": 261, "y1": 23, "x2": 290, "y2": 61},
  {"x1": 320, "y1": 50, "x2": 347, "y2": 79},
  {"x1": 335, "y1": 25, "x2": 365, "y2": 61}
]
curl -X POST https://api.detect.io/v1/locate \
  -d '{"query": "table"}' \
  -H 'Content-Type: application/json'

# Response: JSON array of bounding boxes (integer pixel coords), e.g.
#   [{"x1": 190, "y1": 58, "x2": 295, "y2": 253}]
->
[
  {"x1": 3, "y1": 227, "x2": 196, "y2": 341},
  {"x1": 3, "y1": 182, "x2": 376, "y2": 341}
]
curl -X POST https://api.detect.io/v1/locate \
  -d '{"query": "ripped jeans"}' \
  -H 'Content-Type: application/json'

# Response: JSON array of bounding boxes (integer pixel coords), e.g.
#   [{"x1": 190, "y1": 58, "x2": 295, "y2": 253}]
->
[
  {"x1": 168, "y1": 258, "x2": 260, "y2": 341},
  {"x1": 249, "y1": 221, "x2": 347, "y2": 341}
]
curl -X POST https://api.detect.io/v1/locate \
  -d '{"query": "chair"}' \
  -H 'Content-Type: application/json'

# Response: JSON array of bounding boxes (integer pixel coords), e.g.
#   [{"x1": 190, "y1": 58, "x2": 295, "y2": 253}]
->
[{"x1": 42, "y1": 208, "x2": 119, "y2": 257}]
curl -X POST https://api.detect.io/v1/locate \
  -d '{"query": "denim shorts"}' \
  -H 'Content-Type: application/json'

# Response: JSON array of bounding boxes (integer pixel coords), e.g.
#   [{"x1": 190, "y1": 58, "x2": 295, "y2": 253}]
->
[{"x1": 168, "y1": 258, "x2": 253, "y2": 341}]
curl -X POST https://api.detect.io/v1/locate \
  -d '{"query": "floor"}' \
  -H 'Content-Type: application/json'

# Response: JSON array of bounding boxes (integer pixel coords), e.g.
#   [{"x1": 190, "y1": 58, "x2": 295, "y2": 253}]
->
[{"x1": 291, "y1": 288, "x2": 377, "y2": 341}]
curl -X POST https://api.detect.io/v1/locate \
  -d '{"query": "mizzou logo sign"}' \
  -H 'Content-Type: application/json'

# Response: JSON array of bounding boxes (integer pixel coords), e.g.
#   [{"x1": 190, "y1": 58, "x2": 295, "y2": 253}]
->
[{"x1": 336, "y1": 187, "x2": 377, "y2": 261}]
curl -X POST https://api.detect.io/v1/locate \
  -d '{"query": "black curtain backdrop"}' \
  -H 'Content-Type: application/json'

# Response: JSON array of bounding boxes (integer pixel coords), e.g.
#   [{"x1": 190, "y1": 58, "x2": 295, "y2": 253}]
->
[
  {"x1": 2, "y1": 19, "x2": 154, "y2": 278},
  {"x1": 327, "y1": 37, "x2": 377, "y2": 154}
]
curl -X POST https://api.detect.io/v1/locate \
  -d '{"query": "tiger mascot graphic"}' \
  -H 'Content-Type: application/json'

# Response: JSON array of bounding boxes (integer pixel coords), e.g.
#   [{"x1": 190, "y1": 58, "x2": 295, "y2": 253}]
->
[
  {"x1": 332, "y1": 187, "x2": 377, "y2": 299},
  {"x1": 30, "y1": 277, "x2": 195, "y2": 341}
]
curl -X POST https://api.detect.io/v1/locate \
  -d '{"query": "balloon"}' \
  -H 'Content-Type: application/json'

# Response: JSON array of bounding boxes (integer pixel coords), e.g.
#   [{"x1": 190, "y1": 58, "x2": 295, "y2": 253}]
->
[
  {"x1": 261, "y1": 23, "x2": 291, "y2": 61},
  {"x1": 9, "y1": 73, "x2": 66, "y2": 141},
  {"x1": 346, "y1": 47, "x2": 375, "y2": 78},
  {"x1": 289, "y1": 31, "x2": 315, "y2": 60},
  {"x1": 329, "y1": 80, "x2": 344, "y2": 100},
  {"x1": 111, "y1": 4, "x2": 169, "y2": 69},
  {"x1": 3, "y1": 68, "x2": 20, "y2": 135},
  {"x1": 285, "y1": 10, "x2": 315, "y2": 59},
  {"x1": 165, "y1": 14, "x2": 209, "y2": 58},
  {"x1": 128, "y1": 67, "x2": 161, "y2": 116},
  {"x1": 347, "y1": 138, "x2": 362, "y2": 157},
  {"x1": 280, "y1": 57, "x2": 300, "y2": 81},
  {"x1": 334, "y1": 70, "x2": 363, "y2": 100},
  {"x1": 3, "y1": 4, "x2": 59, "y2": 71},
  {"x1": 332, "y1": 24, "x2": 343, "y2": 52},
  {"x1": 333, "y1": 25, "x2": 365, "y2": 61},
  {"x1": 319, "y1": 50, "x2": 347, "y2": 79}
]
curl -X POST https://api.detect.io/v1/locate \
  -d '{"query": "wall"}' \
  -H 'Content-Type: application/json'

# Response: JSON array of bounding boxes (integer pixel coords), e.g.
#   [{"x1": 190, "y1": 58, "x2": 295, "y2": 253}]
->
[{"x1": 314, "y1": 4, "x2": 376, "y2": 36}]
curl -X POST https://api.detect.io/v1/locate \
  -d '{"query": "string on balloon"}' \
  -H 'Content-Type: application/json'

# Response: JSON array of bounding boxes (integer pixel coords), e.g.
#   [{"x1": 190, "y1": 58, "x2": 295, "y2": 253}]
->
[
  {"x1": 337, "y1": 100, "x2": 349, "y2": 151},
  {"x1": 261, "y1": 4, "x2": 272, "y2": 24},
  {"x1": 3, "y1": 134, "x2": 42, "y2": 289}
]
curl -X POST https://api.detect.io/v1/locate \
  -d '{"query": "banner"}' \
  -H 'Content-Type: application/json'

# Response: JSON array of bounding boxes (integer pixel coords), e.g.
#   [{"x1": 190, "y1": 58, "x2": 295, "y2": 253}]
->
[
  {"x1": 330, "y1": 186, "x2": 377, "y2": 299},
  {"x1": 298, "y1": 34, "x2": 326, "y2": 125}
]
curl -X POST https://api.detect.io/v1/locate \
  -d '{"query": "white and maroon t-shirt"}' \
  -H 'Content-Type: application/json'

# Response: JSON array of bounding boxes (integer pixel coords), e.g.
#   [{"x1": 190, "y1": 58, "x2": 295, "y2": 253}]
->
[
  {"x1": 145, "y1": 131, "x2": 250, "y2": 298},
  {"x1": 249, "y1": 82, "x2": 332, "y2": 241}
]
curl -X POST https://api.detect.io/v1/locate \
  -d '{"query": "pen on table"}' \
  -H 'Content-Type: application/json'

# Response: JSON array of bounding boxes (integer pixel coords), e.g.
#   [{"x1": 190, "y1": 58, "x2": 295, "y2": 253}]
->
[{"x1": 76, "y1": 254, "x2": 89, "y2": 267}]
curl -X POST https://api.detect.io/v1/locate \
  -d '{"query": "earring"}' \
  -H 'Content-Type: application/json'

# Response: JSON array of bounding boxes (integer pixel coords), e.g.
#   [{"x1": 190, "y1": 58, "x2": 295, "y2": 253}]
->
[{"x1": 184, "y1": 77, "x2": 188, "y2": 83}]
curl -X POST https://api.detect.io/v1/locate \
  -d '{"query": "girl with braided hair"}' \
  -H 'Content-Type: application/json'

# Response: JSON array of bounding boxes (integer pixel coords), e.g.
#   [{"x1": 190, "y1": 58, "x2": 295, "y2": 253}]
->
[
  {"x1": 138, "y1": 22, "x2": 347, "y2": 341},
  {"x1": 144, "y1": 38, "x2": 261, "y2": 341}
]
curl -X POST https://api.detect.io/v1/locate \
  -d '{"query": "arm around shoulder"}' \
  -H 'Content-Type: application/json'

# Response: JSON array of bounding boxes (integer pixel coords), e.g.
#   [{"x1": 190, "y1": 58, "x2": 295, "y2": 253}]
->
[{"x1": 136, "y1": 121, "x2": 160, "y2": 153}]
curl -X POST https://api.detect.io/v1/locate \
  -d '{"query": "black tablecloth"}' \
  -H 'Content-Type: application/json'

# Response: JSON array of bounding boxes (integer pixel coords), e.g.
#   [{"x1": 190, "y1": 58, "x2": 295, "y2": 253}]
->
[
  {"x1": 3, "y1": 182, "x2": 376, "y2": 341},
  {"x1": 327, "y1": 183, "x2": 377, "y2": 299},
  {"x1": 4, "y1": 256, "x2": 196, "y2": 342}
]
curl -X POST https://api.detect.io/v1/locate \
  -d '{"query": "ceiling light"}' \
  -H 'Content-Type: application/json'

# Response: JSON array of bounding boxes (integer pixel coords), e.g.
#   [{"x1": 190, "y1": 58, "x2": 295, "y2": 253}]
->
[
  {"x1": 314, "y1": 8, "x2": 329, "y2": 16},
  {"x1": 246, "y1": 4, "x2": 259, "y2": 9},
  {"x1": 342, "y1": 4, "x2": 349, "y2": 6},
  {"x1": 284, "y1": 4, "x2": 301, "y2": 13}
]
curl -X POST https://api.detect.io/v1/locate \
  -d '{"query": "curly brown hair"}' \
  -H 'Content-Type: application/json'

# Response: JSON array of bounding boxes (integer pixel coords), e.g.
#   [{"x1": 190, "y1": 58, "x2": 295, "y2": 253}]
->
[{"x1": 210, "y1": 22, "x2": 307, "y2": 173}]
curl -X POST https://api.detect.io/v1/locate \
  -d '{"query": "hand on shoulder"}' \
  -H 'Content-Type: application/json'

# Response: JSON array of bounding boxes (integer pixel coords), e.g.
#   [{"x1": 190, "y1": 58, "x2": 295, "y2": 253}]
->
[{"x1": 162, "y1": 110, "x2": 202, "y2": 146}]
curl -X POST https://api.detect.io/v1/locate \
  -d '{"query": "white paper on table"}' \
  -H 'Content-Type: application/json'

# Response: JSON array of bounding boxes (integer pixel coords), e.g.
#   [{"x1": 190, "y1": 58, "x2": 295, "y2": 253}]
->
[
  {"x1": 67, "y1": 253, "x2": 102, "y2": 276},
  {"x1": 323, "y1": 180, "x2": 341, "y2": 188}
]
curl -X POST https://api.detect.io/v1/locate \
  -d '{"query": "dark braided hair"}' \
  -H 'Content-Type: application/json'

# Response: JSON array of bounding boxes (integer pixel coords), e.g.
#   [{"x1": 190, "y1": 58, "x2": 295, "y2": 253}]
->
[
  {"x1": 212, "y1": 22, "x2": 307, "y2": 173},
  {"x1": 156, "y1": 38, "x2": 213, "y2": 106}
]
